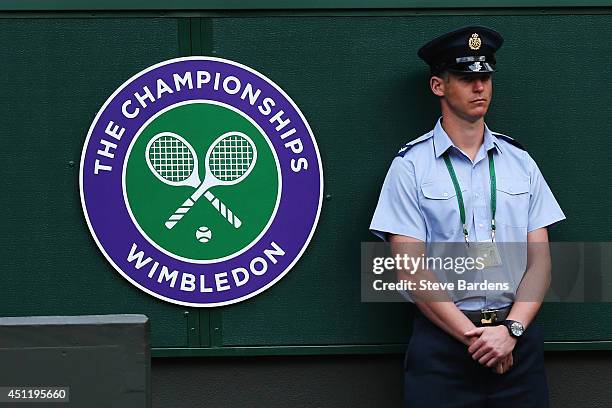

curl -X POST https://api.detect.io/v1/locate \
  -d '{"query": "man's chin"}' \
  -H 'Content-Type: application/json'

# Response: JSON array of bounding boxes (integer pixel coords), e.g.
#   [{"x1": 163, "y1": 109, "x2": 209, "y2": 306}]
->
[
  {"x1": 465, "y1": 108, "x2": 488, "y2": 122},
  {"x1": 461, "y1": 112, "x2": 487, "y2": 123}
]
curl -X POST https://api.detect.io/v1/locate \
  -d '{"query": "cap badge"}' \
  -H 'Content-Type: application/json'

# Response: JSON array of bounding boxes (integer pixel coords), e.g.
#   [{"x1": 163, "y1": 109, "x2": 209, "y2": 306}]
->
[
  {"x1": 468, "y1": 62, "x2": 483, "y2": 72},
  {"x1": 468, "y1": 33, "x2": 482, "y2": 50}
]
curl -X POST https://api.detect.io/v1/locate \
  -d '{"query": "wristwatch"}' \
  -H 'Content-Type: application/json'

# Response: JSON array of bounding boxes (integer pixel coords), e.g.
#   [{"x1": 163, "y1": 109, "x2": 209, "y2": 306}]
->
[{"x1": 501, "y1": 320, "x2": 524, "y2": 338}]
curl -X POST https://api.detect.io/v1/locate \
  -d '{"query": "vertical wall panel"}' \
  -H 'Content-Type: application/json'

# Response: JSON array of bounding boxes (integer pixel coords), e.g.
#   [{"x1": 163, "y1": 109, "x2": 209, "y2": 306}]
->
[{"x1": 0, "y1": 18, "x2": 188, "y2": 347}]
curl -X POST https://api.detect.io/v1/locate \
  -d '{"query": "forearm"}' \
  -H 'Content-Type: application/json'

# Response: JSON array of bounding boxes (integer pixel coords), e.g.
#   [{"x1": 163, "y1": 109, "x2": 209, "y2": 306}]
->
[
  {"x1": 508, "y1": 228, "x2": 552, "y2": 328},
  {"x1": 416, "y1": 300, "x2": 477, "y2": 345},
  {"x1": 390, "y1": 235, "x2": 478, "y2": 344},
  {"x1": 507, "y1": 301, "x2": 542, "y2": 329},
  {"x1": 509, "y1": 266, "x2": 549, "y2": 328}
]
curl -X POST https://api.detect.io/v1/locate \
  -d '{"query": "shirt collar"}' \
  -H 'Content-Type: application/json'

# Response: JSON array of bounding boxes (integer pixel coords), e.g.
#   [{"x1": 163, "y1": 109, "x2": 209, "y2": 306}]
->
[
  {"x1": 484, "y1": 123, "x2": 503, "y2": 154},
  {"x1": 433, "y1": 118, "x2": 453, "y2": 158},
  {"x1": 433, "y1": 117, "x2": 502, "y2": 158}
]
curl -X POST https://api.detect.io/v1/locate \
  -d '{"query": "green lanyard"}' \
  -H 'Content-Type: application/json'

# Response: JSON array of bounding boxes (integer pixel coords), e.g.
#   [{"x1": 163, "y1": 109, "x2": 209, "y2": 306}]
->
[{"x1": 442, "y1": 150, "x2": 497, "y2": 245}]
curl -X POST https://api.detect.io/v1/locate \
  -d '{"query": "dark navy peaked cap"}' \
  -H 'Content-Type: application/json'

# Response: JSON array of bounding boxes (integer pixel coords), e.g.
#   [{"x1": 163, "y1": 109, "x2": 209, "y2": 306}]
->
[{"x1": 418, "y1": 26, "x2": 504, "y2": 75}]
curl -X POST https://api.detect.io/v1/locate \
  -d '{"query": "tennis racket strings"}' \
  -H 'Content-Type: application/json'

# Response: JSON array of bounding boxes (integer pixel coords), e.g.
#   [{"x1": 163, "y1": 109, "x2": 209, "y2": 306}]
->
[
  {"x1": 209, "y1": 134, "x2": 255, "y2": 182},
  {"x1": 147, "y1": 134, "x2": 196, "y2": 184},
  {"x1": 145, "y1": 131, "x2": 257, "y2": 230}
]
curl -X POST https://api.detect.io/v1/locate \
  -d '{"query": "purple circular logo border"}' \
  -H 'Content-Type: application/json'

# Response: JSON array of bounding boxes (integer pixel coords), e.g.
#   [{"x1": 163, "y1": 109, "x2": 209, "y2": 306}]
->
[{"x1": 79, "y1": 57, "x2": 323, "y2": 307}]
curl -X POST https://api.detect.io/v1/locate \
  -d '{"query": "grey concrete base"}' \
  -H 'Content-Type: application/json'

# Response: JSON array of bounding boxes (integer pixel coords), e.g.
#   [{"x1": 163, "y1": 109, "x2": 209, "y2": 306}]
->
[
  {"x1": 0, "y1": 315, "x2": 150, "y2": 408},
  {"x1": 152, "y1": 352, "x2": 612, "y2": 408}
]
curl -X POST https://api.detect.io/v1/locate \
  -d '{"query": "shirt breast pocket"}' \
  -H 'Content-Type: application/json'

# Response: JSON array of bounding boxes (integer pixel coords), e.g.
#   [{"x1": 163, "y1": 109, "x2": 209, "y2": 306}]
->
[
  {"x1": 420, "y1": 179, "x2": 465, "y2": 235},
  {"x1": 496, "y1": 176, "x2": 530, "y2": 228}
]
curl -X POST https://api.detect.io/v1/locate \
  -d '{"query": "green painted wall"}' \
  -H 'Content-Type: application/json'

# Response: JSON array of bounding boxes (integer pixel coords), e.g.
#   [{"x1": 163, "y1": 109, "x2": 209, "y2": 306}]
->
[
  {"x1": 0, "y1": 18, "x2": 187, "y2": 348},
  {"x1": 1, "y1": 9, "x2": 610, "y2": 354}
]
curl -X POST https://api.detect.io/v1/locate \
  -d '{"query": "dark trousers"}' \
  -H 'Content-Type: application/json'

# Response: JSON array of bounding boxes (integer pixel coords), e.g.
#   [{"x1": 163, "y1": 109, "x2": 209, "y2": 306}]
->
[{"x1": 404, "y1": 311, "x2": 549, "y2": 408}]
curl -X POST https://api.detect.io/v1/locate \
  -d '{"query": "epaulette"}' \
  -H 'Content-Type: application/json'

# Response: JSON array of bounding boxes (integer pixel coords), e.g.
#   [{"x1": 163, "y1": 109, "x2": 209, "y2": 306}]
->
[
  {"x1": 492, "y1": 132, "x2": 526, "y2": 151},
  {"x1": 396, "y1": 131, "x2": 433, "y2": 158}
]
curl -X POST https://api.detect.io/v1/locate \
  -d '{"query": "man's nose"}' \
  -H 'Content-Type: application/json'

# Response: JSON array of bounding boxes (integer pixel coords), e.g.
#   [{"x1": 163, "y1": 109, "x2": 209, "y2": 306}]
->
[{"x1": 473, "y1": 79, "x2": 484, "y2": 91}]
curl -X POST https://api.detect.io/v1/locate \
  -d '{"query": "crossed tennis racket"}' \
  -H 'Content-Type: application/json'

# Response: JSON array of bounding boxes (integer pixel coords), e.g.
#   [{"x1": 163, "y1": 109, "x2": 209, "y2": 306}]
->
[{"x1": 145, "y1": 131, "x2": 258, "y2": 229}]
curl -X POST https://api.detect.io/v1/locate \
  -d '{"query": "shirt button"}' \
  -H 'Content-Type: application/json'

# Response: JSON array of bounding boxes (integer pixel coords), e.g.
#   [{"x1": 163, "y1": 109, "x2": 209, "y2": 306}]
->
[
  {"x1": 475, "y1": 193, "x2": 479, "y2": 198},
  {"x1": 443, "y1": 192, "x2": 449, "y2": 197},
  {"x1": 478, "y1": 223, "x2": 484, "y2": 228}
]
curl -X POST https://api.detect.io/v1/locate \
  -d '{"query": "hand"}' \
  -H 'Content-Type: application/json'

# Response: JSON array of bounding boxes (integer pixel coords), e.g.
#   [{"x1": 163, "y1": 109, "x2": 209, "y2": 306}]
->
[
  {"x1": 465, "y1": 335, "x2": 478, "y2": 347},
  {"x1": 465, "y1": 325, "x2": 517, "y2": 368},
  {"x1": 493, "y1": 352, "x2": 513, "y2": 375}
]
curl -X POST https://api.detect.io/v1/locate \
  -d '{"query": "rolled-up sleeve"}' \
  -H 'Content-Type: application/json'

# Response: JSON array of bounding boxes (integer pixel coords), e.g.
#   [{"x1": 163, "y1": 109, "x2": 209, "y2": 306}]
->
[
  {"x1": 527, "y1": 154, "x2": 566, "y2": 232},
  {"x1": 369, "y1": 157, "x2": 426, "y2": 241}
]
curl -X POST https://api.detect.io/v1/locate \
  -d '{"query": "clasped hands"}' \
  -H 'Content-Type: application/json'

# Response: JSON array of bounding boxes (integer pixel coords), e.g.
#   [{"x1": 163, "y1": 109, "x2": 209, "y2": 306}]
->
[{"x1": 464, "y1": 325, "x2": 517, "y2": 375}]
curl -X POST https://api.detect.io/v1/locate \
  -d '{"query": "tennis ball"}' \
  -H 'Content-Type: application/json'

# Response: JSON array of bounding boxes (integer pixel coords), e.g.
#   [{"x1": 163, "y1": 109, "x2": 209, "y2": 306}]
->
[{"x1": 195, "y1": 226, "x2": 212, "y2": 243}]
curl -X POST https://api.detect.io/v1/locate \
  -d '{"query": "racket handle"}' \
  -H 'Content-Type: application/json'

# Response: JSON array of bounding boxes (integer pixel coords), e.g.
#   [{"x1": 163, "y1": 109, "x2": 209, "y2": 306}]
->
[
  {"x1": 165, "y1": 197, "x2": 197, "y2": 229},
  {"x1": 164, "y1": 191, "x2": 242, "y2": 229},
  {"x1": 204, "y1": 191, "x2": 242, "y2": 228}
]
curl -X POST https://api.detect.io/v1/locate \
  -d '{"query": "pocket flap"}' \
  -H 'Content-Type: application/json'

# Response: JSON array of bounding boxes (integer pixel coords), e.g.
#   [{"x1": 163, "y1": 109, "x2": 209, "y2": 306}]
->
[
  {"x1": 496, "y1": 176, "x2": 529, "y2": 195},
  {"x1": 421, "y1": 180, "x2": 464, "y2": 200}
]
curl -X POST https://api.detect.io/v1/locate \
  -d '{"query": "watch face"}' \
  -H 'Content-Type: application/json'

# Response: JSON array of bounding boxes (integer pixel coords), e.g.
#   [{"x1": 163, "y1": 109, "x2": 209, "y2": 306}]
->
[{"x1": 510, "y1": 321, "x2": 524, "y2": 336}]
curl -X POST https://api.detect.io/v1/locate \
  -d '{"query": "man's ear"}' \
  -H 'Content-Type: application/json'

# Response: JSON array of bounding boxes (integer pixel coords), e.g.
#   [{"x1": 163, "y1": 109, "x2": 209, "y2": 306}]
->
[{"x1": 430, "y1": 75, "x2": 445, "y2": 97}]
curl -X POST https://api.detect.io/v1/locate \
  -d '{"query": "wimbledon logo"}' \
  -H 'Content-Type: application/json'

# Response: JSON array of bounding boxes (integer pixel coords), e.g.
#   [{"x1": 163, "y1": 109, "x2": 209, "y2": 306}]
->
[{"x1": 80, "y1": 57, "x2": 323, "y2": 307}]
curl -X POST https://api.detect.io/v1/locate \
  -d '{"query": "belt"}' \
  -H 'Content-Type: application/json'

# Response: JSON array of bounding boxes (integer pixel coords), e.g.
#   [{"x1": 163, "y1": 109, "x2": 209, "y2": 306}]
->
[{"x1": 461, "y1": 305, "x2": 512, "y2": 326}]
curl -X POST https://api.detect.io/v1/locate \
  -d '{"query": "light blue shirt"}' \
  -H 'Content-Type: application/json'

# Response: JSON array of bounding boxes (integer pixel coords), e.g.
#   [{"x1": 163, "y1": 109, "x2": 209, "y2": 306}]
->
[{"x1": 370, "y1": 118, "x2": 566, "y2": 310}]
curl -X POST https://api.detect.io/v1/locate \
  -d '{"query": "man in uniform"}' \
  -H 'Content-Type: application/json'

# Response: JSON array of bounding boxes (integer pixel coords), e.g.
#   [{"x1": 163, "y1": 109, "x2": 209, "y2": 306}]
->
[{"x1": 369, "y1": 26, "x2": 565, "y2": 407}]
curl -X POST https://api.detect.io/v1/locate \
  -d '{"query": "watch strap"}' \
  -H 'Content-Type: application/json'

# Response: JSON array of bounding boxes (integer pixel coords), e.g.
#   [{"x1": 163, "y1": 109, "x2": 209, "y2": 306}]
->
[{"x1": 502, "y1": 319, "x2": 523, "y2": 337}]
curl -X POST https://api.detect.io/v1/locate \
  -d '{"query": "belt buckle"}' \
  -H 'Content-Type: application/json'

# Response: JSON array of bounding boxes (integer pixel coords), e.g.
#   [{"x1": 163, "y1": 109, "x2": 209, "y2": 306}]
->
[{"x1": 480, "y1": 309, "x2": 498, "y2": 325}]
